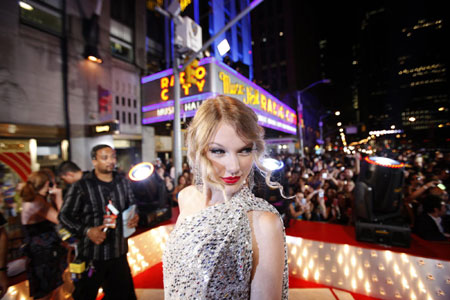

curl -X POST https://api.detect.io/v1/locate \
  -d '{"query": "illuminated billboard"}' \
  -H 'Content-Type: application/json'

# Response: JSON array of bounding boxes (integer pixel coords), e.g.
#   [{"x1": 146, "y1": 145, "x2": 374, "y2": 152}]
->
[{"x1": 141, "y1": 57, "x2": 297, "y2": 134}]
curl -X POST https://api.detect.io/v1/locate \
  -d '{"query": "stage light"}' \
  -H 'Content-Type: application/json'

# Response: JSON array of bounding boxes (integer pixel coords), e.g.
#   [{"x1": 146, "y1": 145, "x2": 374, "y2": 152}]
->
[
  {"x1": 217, "y1": 39, "x2": 230, "y2": 56},
  {"x1": 365, "y1": 156, "x2": 405, "y2": 169},
  {"x1": 261, "y1": 158, "x2": 284, "y2": 171},
  {"x1": 128, "y1": 162, "x2": 155, "y2": 181}
]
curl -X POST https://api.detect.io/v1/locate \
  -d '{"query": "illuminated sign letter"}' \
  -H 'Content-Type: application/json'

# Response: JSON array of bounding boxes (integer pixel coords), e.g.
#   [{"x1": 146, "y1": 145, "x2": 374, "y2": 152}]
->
[
  {"x1": 182, "y1": 83, "x2": 191, "y2": 95},
  {"x1": 260, "y1": 94, "x2": 267, "y2": 111},
  {"x1": 195, "y1": 66, "x2": 206, "y2": 80},
  {"x1": 161, "y1": 89, "x2": 169, "y2": 101},
  {"x1": 219, "y1": 72, "x2": 230, "y2": 94},
  {"x1": 246, "y1": 87, "x2": 259, "y2": 105},
  {"x1": 196, "y1": 79, "x2": 205, "y2": 92},
  {"x1": 161, "y1": 77, "x2": 169, "y2": 89},
  {"x1": 267, "y1": 98, "x2": 272, "y2": 113}
]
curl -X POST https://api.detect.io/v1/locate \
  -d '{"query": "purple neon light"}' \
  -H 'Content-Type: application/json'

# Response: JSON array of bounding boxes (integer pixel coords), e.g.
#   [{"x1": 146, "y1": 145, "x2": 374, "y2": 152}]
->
[
  {"x1": 141, "y1": 57, "x2": 214, "y2": 85},
  {"x1": 209, "y1": 58, "x2": 295, "y2": 116},
  {"x1": 140, "y1": 57, "x2": 296, "y2": 133},
  {"x1": 142, "y1": 92, "x2": 218, "y2": 112},
  {"x1": 141, "y1": 69, "x2": 173, "y2": 84}
]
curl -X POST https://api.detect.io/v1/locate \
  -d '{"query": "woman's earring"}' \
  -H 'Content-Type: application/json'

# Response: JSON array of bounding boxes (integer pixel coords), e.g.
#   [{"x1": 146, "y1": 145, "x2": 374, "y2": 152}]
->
[
  {"x1": 247, "y1": 168, "x2": 255, "y2": 191},
  {"x1": 194, "y1": 165, "x2": 203, "y2": 186}
]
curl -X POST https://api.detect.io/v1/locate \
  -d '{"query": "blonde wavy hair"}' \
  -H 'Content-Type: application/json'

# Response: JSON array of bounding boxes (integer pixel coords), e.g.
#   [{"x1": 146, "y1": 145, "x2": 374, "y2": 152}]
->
[{"x1": 186, "y1": 95, "x2": 286, "y2": 198}]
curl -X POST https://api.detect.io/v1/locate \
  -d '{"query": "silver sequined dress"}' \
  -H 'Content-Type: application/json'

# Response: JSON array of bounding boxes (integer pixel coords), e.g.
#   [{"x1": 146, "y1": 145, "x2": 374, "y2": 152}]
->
[{"x1": 163, "y1": 186, "x2": 289, "y2": 299}]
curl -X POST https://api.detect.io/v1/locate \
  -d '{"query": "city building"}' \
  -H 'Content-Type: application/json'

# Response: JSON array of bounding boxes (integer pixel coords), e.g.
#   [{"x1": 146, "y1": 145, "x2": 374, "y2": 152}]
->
[
  {"x1": 0, "y1": 0, "x2": 148, "y2": 175},
  {"x1": 353, "y1": 2, "x2": 449, "y2": 146}
]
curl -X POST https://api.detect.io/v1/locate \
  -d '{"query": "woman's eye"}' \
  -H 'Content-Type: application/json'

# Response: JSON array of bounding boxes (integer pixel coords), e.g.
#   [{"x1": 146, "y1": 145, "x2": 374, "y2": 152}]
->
[
  {"x1": 240, "y1": 147, "x2": 253, "y2": 155},
  {"x1": 210, "y1": 149, "x2": 225, "y2": 155}
]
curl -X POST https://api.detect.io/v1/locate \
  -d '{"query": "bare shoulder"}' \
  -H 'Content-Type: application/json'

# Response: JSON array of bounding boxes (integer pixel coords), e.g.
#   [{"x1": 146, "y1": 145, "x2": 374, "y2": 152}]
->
[
  {"x1": 248, "y1": 210, "x2": 284, "y2": 237},
  {"x1": 178, "y1": 185, "x2": 202, "y2": 215}
]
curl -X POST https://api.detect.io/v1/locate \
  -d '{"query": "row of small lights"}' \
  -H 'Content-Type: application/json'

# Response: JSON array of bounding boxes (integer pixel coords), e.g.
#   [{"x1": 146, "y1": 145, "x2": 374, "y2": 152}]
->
[{"x1": 287, "y1": 237, "x2": 449, "y2": 299}]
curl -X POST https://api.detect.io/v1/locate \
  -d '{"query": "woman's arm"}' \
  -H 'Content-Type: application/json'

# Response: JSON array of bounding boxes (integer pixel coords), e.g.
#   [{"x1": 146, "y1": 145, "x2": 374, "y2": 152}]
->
[
  {"x1": 289, "y1": 203, "x2": 303, "y2": 219},
  {"x1": 249, "y1": 211, "x2": 285, "y2": 300},
  {"x1": 36, "y1": 197, "x2": 59, "y2": 224}
]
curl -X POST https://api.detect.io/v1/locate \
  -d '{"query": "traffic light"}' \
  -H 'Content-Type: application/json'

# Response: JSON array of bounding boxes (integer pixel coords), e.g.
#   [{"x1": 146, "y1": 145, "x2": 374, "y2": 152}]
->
[{"x1": 185, "y1": 59, "x2": 199, "y2": 84}]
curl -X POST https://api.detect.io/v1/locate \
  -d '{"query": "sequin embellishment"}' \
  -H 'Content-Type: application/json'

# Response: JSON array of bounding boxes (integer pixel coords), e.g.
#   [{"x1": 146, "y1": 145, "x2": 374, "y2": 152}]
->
[{"x1": 163, "y1": 186, "x2": 288, "y2": 299}]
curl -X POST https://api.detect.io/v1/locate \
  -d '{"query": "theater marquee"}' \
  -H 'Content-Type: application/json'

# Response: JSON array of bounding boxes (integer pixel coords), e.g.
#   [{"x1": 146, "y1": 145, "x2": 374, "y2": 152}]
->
[{"x1": 141, "y1": 57, "x2": 297, "y2": 134}]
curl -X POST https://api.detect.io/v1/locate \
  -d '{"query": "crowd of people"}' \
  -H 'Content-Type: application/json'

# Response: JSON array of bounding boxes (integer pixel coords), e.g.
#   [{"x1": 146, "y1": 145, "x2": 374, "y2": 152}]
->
[
  {"x1": 155, "y1": 146, "x2": 449, "y2": 241},
  {"x1": 0, "y1": 100, "x2": 448, "y2": 299}
]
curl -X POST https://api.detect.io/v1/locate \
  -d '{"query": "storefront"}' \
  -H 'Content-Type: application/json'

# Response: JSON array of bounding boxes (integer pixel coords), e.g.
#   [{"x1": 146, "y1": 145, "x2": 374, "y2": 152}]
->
[{"x1": 141, "y1": 57, "x2": 298, "y2": 156}]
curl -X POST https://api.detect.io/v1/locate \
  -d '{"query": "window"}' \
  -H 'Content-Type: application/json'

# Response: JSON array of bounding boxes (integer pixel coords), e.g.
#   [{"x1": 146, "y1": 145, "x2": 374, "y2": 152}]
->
[
  {"x1": 19, "y1": 0, "x2": 63, "y2": 36},
  {"x1": 122, "y1": 112, "x2": 126, "y2": 123},
  {"x1": 133, "y1": 99, "x2": 137, "y2": 108},
  {"x1": 116, "y1": 96, "x2": 119, "y2": 105},
  {"x1": 116, "y1": 111, "x2": 120, "y2": 120},
  {"x1": 134, "y1": 113, "x2": 137, "y2": 124},
  {"x1": 128, "y1": 98, "x2": 131, "y2": 107},
  {"x1": 122, "y1": 97, "x2": 125, "y2": 106},
  {"x1": 110, "y1": 19, "x2": 134, "y2": 62},
  {"x1": 128, "y1": 112, "x2": 132, "y2": 124}
]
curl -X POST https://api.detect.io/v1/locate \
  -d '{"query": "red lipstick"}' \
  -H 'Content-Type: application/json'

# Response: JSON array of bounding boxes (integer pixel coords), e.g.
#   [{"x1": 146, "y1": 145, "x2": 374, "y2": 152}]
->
[{"x1": 221, "y1": 176, "x2": 241, "y2": 184}]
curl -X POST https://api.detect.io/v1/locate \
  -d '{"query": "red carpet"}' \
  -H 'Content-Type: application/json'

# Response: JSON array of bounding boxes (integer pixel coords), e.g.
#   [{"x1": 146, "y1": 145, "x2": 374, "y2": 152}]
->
[{"x1": 131, "y1": 261, "x2": 380, "y2": 300}]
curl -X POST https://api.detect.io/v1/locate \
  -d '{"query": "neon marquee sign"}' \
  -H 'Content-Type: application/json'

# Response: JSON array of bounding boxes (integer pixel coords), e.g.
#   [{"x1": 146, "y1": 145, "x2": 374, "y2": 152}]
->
[{"x1": 141, "y1": 57, "x2": 297, "y2": 134}]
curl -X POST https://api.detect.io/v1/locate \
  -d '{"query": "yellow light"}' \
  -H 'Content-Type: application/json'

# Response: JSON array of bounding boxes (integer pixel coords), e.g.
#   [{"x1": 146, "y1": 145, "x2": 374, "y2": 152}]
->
[
  {"x1": 296, "y1": 257, "x2": 302, "y2": 267},
  {"x1": 19, "y1": 1, "x2": 34, "y2": 10},
  {"x1": 411, "y1": 291, "x2": 417, "y2": 300},
  {"x1": 438, "y1": 107, "x2": 445, "y2": 111},
  {"x1": 344, "y1": 265, "x2": 349, "y2": 277},
  {"x1": 418, "y1": 281, "x2": 426, "y2": 293},
  {"x1": 401, "y1": 253, "x2": 409, "y2": 263},
  {"x1": 338, "y1": 254, "x2": 343, "y2": 265},
  {"x1": 88, "y1": 55, "x2": 103, "y2": 63},
  {"x1": 371, "y1": 251, "x2": 377, "y2": 257},
  {"x1": 372, "y1": 274, "x2": 378, "y2": 282},
  {"x1": 351, "y1": 255, "x2": 356, "y2": 267},
  {"x1": 394, "y1": 263, "x2": 401, "y2": 275},
  {"x1": 394, "y1": 292, "x2": 401, "y2": 298},
  {"x1": 410, "y1": 265, "x2": 417, "y2": 278},
  {"x1": 319, "y1": 243, "x2": 324, "y2": 248},
  {"x1": 402, "y1": 277, "x2": 410, "y2": 289},
  {"x1": 386, "y1": 277, "x2": 393, "y2": 285},
  {"x1": 351, "y1": 278, "x2": 357, "y2": 289},
  {"x1": 337, "y1": 122, "x2": 342, "y2": 126},
  {"x1": 325, "y1": 254, "x2": 331, "y2": 261},
  {"x1": 357, "y1": 248, "x2": 363, "y2": 255},
  {"x1": 357, "y1": 268, "x2": 363, "y2": 279},
  {"x1": 308, "y1": 259, "x2": 314, "y2": 270},
  {"x1": 365, "y1": 281, "x2": 371, "y2": 293},
  {"x1": 378, "y1": 264, "x2": 385, "y2": 271},
  {"x1": 303, "y1": 268, "x2": 309, "y2": 279},
  {"x1": 438, "y1": 124, "x2": 444, "y2": 128},
  {"x1": 380, "y1": 288, "x2": 386, "y2": 296},
  {"x1": 314, "y1": 270, "x2": 320, "y2": 281},
  {"x1": 331, "y1": 266, "x2": 337, "y2": 273},
  {"x1": 302, "y1": 248, "x2": 308, "y2": 257},
  {"x1": 385, "y1": 250, "x2": 392, "y2": 263},
  {"x1": 364, "y1": 261, "x2": 370, "y2": 268},
  {"x1": 291, "y1": 246, "x2": 297, "y2": 255}
]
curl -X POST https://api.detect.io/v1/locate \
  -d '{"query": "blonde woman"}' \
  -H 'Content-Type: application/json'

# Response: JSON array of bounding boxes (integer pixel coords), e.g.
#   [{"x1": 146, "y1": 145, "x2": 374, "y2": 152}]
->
[{"x1": 163, "y1": 96, "x2": 288, "y2": 299}]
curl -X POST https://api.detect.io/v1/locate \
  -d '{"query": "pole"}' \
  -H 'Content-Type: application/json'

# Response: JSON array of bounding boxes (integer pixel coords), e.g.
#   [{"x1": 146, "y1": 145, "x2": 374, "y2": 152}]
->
[
  {"x1": 61, "y1": 0, "x2": 71, "y2": 160},
  {"x1": 181, "y1": 0, "x2": 263, "y2": 69},
  {"x1": 159, "y1": 0, "x2": 264, "y2": 183},
  {"x1": 172, "y1": 52, "x2": 183, "y2": 182},
  {"x1": 319, "y1": 118, "x2": 323, "y2": 151},
  {"x1": 296, "y1": 91, "x2": 304, "y2": 158}
]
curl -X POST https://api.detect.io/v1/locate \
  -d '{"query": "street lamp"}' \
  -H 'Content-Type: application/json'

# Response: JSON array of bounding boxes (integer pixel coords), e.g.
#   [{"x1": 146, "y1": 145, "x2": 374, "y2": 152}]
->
[{"x1": 296, "y1": 79, "x2": 331, "y2": 158}]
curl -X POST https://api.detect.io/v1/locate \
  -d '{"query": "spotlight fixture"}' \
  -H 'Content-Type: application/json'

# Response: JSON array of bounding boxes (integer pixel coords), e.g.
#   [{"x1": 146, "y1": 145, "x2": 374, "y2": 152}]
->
[{"x1": 128, "y1": 162, "x2": 155, "y2": 181}]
